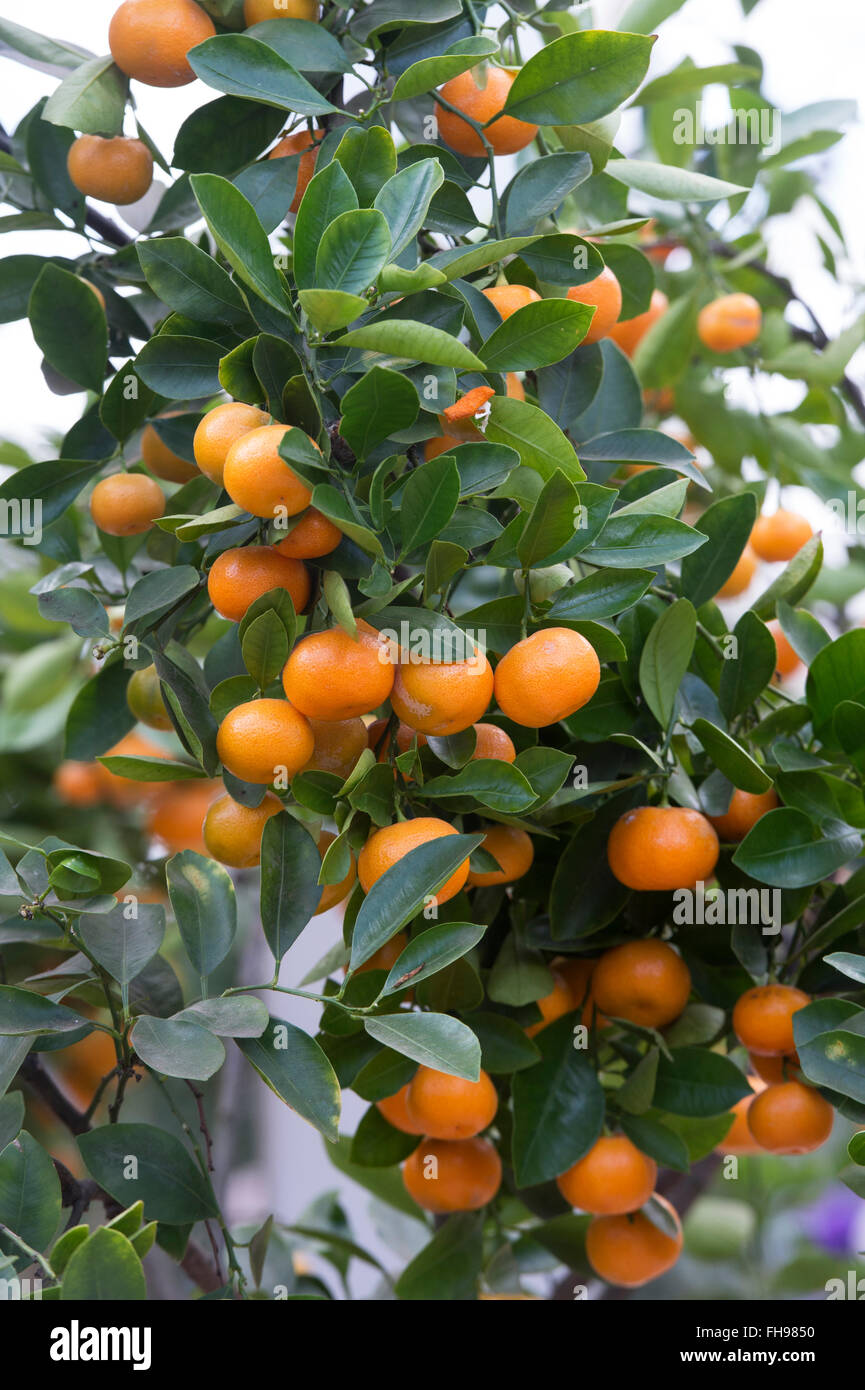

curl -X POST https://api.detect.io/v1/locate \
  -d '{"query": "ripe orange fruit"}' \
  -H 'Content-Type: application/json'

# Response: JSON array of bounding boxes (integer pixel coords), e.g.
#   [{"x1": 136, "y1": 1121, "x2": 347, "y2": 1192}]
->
[
  {"x1": 708, "y1": 787, "x2": 779, "y2": 842},
  {"x1": 126, "y1": 664, "x2": 172, "y2": 731},
  {"x1": 403, "y1": 1136, "x2": 502, "y2": 1213},
  {"x1": 607, "y1": 806, "x2": 719, "y2": 891},
  {"x1": 436, "y1": 66, "x2": 538, "y2": 158},
  {"x1": 525, "y1": 969, "x2": 571, "y2": 1038},
  {"x1": 608, "y1": 289, "x2": 668, "y2": 357},
  {"x1": 566, "y1": 266, "x2": 622, "y2": 344},
  {"x1": 377, "y1": 1083, "x2": 423, "y2": 1135},
  {"x1": 90, "y1": 473, "x2": 165, "y2": 537},
  {"x1": 97, "y1": 731, "x2": 167, "y2": 806},
  {"x1": 223, "y1": 424, "x2": 314, "y2": 519},
  {"x1": 716, "y1": 544, "x2": 757, "y2": 597},
  {"x1": 767, "y1": 620, "x2": 801, "y2": 679},
  {"x1": 54, "y1": 760, "x2": 104, "y2": 807},
  {"x1": 354, "y1": 929, "x2": 406, "y2": 972},
  {"x1": 267, "y1": 125, "x2": 320, "y2": 214},
  {"x1": 405, "y1": 1065, "x2": 498, "y2": 1140},
  {"x1": 207, "y1": 546, "x2": 310, "y2": 623},
  {"x1": 553, "y1": 956, "x2": 607, "y2": 1028},
  {"x1": 493, "y1": 628, "x2": 600, "y2": 728},
  {"x1": 67, "y1": 134, "x2": 154, "y2": 205},
  {"x1": 697, "y1": 292, "x2": 762, "y2": 353},
  {"x1": 193, "y1": 402, "x2": 269, "y2": 485},
  {"x1": 467, "y1": 824, "x2": 534, "y2": 888},
  {"x1": 147, "y1": 780, "x2": 219, "y2": 855},
  {"x1": 302, "y1": 717, "x2": 368, "y2": 779},
  {"x1": 424, "y1": 433, "x2": 462, "y2": 461},
  {"x1": 51, "y1": 1027, "x2": 119, "y2": 1108},
  {"x1": 715, "y1": 1076, "x2": 767, "y2": 1155},
  {"x1": 273, "y1": 508, "x2": 342, "y2": 559},
  {"x1": 358, "y1": 818, "x2": 470, "y2": 905},
  {"x1": 732, "y1": 983, "x2": 811, "y2": 1056},
  {"x1": 315, "y1": 831, "x2": 357, "y2": 915},
  {"x1": 557, "y1": 1134, "x2": 657, "y2": 1215},
  {"x1": 282, "y1": 620, "x2": 394, "y2": 721},
  {"x1": 471, "y1": 722, "x2": 515, "y2": 762},
  {"x1": 202, "y1": 790, "x2": 283, "y2": 867},
  {"x1": 245, "y1": 0, "x2": 319, "y2": 22},
  {"x1": 586, "y1": 1195, "x2": 682, "y2": 1287},
  {"x1": 109, "y1": 0, "x2": 216, "y2": 87},
  {"x1": 216, "y1": 698, "x2": 314, "y2": 784},
  {"x1": 749, "y1": 1050, "x2": 799, "y2": 1083},
  {"x1": 141, "y1": 422, "x2": 198, "y2": 484},
  {"x1": 747, "y1": 1080, "x2": 834, "y2": 1154},
  {"x1": 591, "y1": 939, "x2": 692, "y2": 1030},
  {"x1": 506, "y1": 372, "x2": 525, "y2": 400},
  {"x1": 482, "y1": 283, "x2": 541, "y2": 320},
  {"x1": 391, "y1": 650, "x2": 494, "y2": 737},
  {"x1": 750, "y1": 510, "x2": 813, "y2": 562}
]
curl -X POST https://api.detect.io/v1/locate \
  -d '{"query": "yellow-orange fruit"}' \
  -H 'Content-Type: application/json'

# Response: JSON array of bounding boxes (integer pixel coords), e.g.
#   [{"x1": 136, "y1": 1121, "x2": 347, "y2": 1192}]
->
[
  {"x1": 708, "y1": 788, "x2": 779, "y2": 842},
  {"x1": 608, "y1": 289, "x2": 668, "y2": 357},
  {"x1": 493, "y1": 628, "x2": 601, "y2": 728},
  {"x1": 90, "y1": 474, "x2": 165, "y2": 536},
  {"x1": 747, "y1": 1080, "x2": 834, "y2": 1154},
  {"x1": 405, "y1": 1065, "x2": 498, "y2": 1140},
  {"x1": 207, "y1": 546, "x2": 310, "y2": 622},
  {"x1": 216, "y1": 698, "x2": 314, "y2": 784},
  {"x1": 282, "y1": 620, "x2": 395, "y2": 722},
  {"x1": 403, "y1": 1136, "x2": 502, "y2": 1212},
  {"x1": 435, "y1": 67, "x2": 538, "y2": 158},
  {"x1": 193, "y1": 402, "x2": 270, "y2": 486},
  {"x1": 203, "y1": 791, "x2": 283, "y2": 867},
  {"x1": 67, "y1": 134, "x2": 154, "y2": 205},
  {"x1": 607, "y1": 806, "x2": 719, "y2": 892},
  {"x1": 141, "y1": 423, "x2": 198, "y2": 483},
  {"x1": 273, "y1": 508, "x2": 342, "y2": 559},
  {"x1": 750, "y1": 510, "x2": 813, "y2": 563},
  {"x1": 467, "y1": 824, "x2": 534, "y2": 888},
  {"x1": 717, "y1": 545, "x2": 757, "y2": 597},
  {"x1": 566, "y1": 266, "x2": 623, "y2": 343},
  {"x1": 557, "y1": 1135, "x2": 658, "y2": 1215},
  {"x1": 525, "y1": 969, "x2": 571, "y2": 1038},
  {"x1": 732, "y1": 983, "x2": 811, "y2": 1057},
  {"x1": 591, "y1": 939, "x2": 692, "y2": 1030},
  {"x1": 697, "y1": 293, "x2": 762, "y2": 353},
  {"x1": 314, "y1": 830, "x2": 356, "y2": 915},
  {"x1": 390, "y1": 652, "x2": 494, "y2": 737},
  {"x1": 222, "y1": 424, "x2": 314, "y2": 519},
  {"x1": 482, "y1": 283, "x2": 541, "y2": 319},
  {"x1": 109, "y1": 0, "x2": 216, "y2": 88},
  {"x1": 267, "y1": 125, "x2": 319, "y2": 214},
  {"x1": 586, "y1": 1195, "x2": 683, "y2": 1287},
  {"x1": 358, "y1": 818, "x2": 469, "y2": 906}
]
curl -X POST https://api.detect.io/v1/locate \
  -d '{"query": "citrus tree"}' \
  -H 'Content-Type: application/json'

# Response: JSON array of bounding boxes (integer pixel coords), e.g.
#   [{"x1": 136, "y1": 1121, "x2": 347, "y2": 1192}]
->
[{"x1": 1, "y1": 0, "x2": 864, "y2": 1302}]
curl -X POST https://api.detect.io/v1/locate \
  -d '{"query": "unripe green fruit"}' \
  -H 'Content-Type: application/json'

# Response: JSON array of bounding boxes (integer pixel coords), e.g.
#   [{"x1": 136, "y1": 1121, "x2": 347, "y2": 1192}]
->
[{"x1": 126, "y1": 665, "x2": 172, "y2": 731}]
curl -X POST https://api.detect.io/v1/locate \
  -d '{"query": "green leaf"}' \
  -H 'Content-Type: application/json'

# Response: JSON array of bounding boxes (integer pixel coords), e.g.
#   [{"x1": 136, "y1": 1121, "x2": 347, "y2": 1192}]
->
[
  {"x1": 29, "y1": 264, "x2": 106, "y2": 393},
  {"x1": 825, "y1": 952, "x2": 865, "y2": 985},
  {"x1": 608, "y1": 158, "x2": 749, "y2": 201},
  {"x1": 391, "y1": 36, "x2": 499, "y2": 99},
  {"x1": 584, "y1": 511, "x2": 705, "y2": 567},
  {"x1": 173, "y1": 95, "x2": 284, "y2": 176},
  {"x1": 632, "y1": 290, "x2": 698, "y2": 389},
  {"x1": 546, "y1": 569, "x2": 653, "y2": 620},
  {"x1": 242, "y1": 610, "x2": 289, "y2": 689},
  {"x1": 481, "y1": 299, "x2": 593, "y2": 373},
  {"x1": 752, "y1": 534, "x2": 823, "y2": 621},
  {"x1": 364, "y1": 1012, "x2": 481, "y2": 1081},
  {"x1": 167, "y1": 852, "x2": 237, "y2": 981},
  {"x1": 733, "y1": 809, "x2": 862, "y2": 888},
  {"x1": 340, "y1": 366, "x2": 419, "y2": 459},
  {"x1": 60, "y1": 1227, "x2": 146, "y2": 1301},
  {"x1": 78, "y1": 1123, "x2": 218, "y2": 1224},
  {"x1": 620, "y1": 1113, "x2": 690, "y2": 1172},
  {"x1": 400, "y1": 455, "x2": 460, "y2": 556},
  {"x1": 374, "y1": 159, "x2": 444, "y2": 257},
  {"x1": 131, "y1": 1015, "x2": 226, "y2": 1082},
  {"x1": 294, "y1": 159, "x2": 358, "y2": 291},
  {"x1": 504, "y1": 31, "x2": 655, "y2": 126},
  {"x1": 137, "y1": 237, "x2": 248, "y2": 325},
  {"x1": 0, "y1": 1092, "x2": 24, "y2": 1154},
  {"x1": 394, "y1": 1214, "x2": 483, "y2": 1301},
  {"x1": 191, "y1": 173, "x2": 290, "y2": 315},
  {"x1": 517, "y1": 469, "x2": 579, "y2": 568},
  {"x1": 333, "y1": 126, "x2": 397, "y2": 207},
  {"x1": 428, "y1": 236, "x2": 543, "y2": 281},
  {"x1": 298, "y1": 288, "x2": 367, "y2": 334},
  {"x1": 135, "y1": 334, "x2": 223, "y2": 399},
  {"x1": 382, "y1": 923, "x2": 486, "y2": 996},
  {"x1": 486, "y1": 395, "x2": 585, "y2": 483},
  {"x1": 260, "y1": 812, "x2": 323, "y2": 963},
  {"x1": 503, "y1": 152, "x2": 592, "y2": 235},
  {"x1": 351, "y1": 1104, "x2": 418, "y2": 1167},
  {"x1": 0, "y1": 1131, "x2": 61, "y2": 1253},
  {"x1": 0, "y1": 986, "x2": 88, "y2": 1036},
  {"x1": 42, "y1": 55, "x2": 127, "y2": 137},
  {"x1": 187, "y1": 34, "x2": 339, "y2": 115},
  {"x1": 77, "y1": 902, "x2": 165, "y2": 988},
  {"x1": 420, "y1": 761, "x2": 537, "y2": 814},
  {"x1": 680, "y1": 492, "x2": 758, "y2": 607},
  {"x1": 653, "y1": 1048, "x2": 752, "y2": 1116},
  {"x1": 634, "y1": 61, "x2": 762, "y2": 105},
  {"x1": 807, "y1": 628, "x2": 865, "y2": 740},
  {"x1": 335, "y1": 319, "x2": 484, "y2": 370},
  {"x1": 690, "y1": 719, "x2": 773, "y2": 794},
  {"x1": 176, "y1": 995, "x2": 268, "y2": 1038},
  {"x1": 511, "y1": 1015, "x2": 605, "y2": 1187},
  {"x1": 470, "y1": 1012, "x2": 541, "y2": 1073},
  {"x1": 315, "y1": 208, "x2": 391, "y2": 295},
  {"x1": 718, "y1": 611, "x2": 777, "y2": 720},
  {"x1": 237, "y1": 1017, "x2": 341, "y2": 1142},
  {"x1": 639, "y1": 599, "x2": 696, "y2": 729}
]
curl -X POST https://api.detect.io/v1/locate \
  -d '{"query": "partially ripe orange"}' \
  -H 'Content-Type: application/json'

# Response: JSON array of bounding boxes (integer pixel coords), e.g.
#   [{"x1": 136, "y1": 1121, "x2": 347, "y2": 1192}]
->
[{"x1": 126, "y1": 664, "x2": 172, "y2": 731}]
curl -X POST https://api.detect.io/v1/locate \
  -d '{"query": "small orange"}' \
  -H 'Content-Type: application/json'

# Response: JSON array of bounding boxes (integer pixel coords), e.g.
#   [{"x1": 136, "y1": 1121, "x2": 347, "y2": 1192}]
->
[
  {"x1": 506, "y1": 372, "x2": 525, "y2": 400},
  {"x1": 282, "y1": 620, "x2": 395, "y2": 721},
  {"x1": 747, "y1": 1080, "x2": 834, "y2": 1154},
  {"x1": 202, "y1": 791, "x2": 283, "y2": 867},
  {"x1": 708, "y1": 787, "x2": 779, "y2": 842},
  {"x1": 471, "y1": 722, "x2": 516, "y2": 763},
  {"x1": 715, "y1": 1076, "x2": 767, "y2": 1155},
  {"x1": 315, "y1": 830, "x2": 357, "y2": 915},
  {"x1": 403, "y1": 1136, "x2": 502, "y2": 1213},
  {"x1": 566, "y1": 266, "x2": 623, "y2": 344},
  {"x1": 245, "y1": 0, "x2": 319, "y2": 21},
  {"x1": 141, "y1": 422, "x2": 198, "y2": 484},
  {"x1": 377, "y1": 1083, "x2": 423, "y2": 1135},
  {"x1": 697, "y1": 293, "x2": 762, "y2": 353},
  {"x1": 147, "y1": 780, "x2": 219, "y2": 856},
  {"x1": 67, "y1": 134, "x2": 154, "y2": 205},
  {"x1": 405, "y1": 1065, "x2": 498, "y2": 1140},
  {"x1": 525, "y1": 969, "x2": 571, "y2": 1038},
  {"x1": 591, "y1": 939, "x2": 692, "y2": 1030},
  {"x1": 553, "y1": 956, "x2": 607, "y2": 1028},
  {"x1": 608, "y1": 289, "x2": 668, "y2": 357},
  {"x1": 358, "y1": 818, "x2": 470, "y2": 906},
  {"x1": 467, "y1": 824, "x2": 534, "y2": 888},
  {"x1": 749, "y1": 1050, "x2": 799, "y2": 1083},
  {"x1": 353, "y1": 929, "x2": 407, "y2": 972},
  {"x1": 493, "y1": 628, "x2": 600, "y2": 728},
  {"x1": 223, "y1": 424, "x2": 314, "y2": 519},
  {"x1": 424, "y1": 433, "x2": 462, "y2": 461},
  {"x1": 435, "y1": 66, "x2": 538, "y2": 158},
  {"x1": 97, "y1": 731, "x2": 167, "y2": 807},
  {"x1": 716, "y1": 545, "x2": 757, "y2": 598},
  {"x1": 607, "y1": 806, "x2": 719, "y2": 892},
  {"x1": 53, "y1": 760, "x2": 104, "y2": 807},
  {"x1": 557, "y1": 1134, "x2": 657, "y2": 1216},
  {"x1": 732, "y1": 983, "x2": 811, "y2": 1057},
  {"x1": 193, "y1": 402, "x2": 269, "y2": 485},
  {"x1": 216, "y1": 698, "x2": 314, "y2": 784},
  {"x1": 482, "y1": 283, "x2": 541, "y2": 320},
  {"x1": 586, "y1": 1195, "x2": 682, "y2": 1287},
  {"x1": 267, "y1": 125, "x2": 320, "y2": 214},
  {"x1": 767, "y1": 620, "x2": 802, "y2": 679},
  {"x1": 51, "y1": 1026, "x2": 119, "y2": 1109},
  {"x1": 273, "y1": 508, "x2": 342, "y2": 559},
  {"x1": 207, "y1": 546, "x2": 310, "y2": 623},
  {"x1": 750, "y1": 510, "x2": 813, "y2": 563},
  {"x1": 90, "y1": 473, "x2": 165, "y2": 537},
  {"x1": 302, "y1": 717, "x2": 368, "y2": 779},
  {"x1": 109, "y1": 0, "x2": 216, "y2": 87},
  {"x1": 391, "y1": 650, "x2": 494, "y2": 737},
  {"x1": 126, "y1": 664, "x2": 172, "y2": 731}
]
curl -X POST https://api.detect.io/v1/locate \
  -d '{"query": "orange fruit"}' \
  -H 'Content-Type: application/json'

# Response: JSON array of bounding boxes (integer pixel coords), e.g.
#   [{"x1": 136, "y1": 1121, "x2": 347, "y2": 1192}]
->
[
  {"x1": 424, "y1": 433, "x2": 462, "y2": 461},
  {"x1": 732, "y1": 983, "x2": 811, "y2": 1057},
  {"x1": 67, "y1": 134, "x2": 154, "y2": 205},
  {"x1": 405, "y1": 1065, "x2": 498, "y2": 1140},
  {"x1": 245, "y1": 0, "x2": 319, "y2": 21},
  {"x1": 54, "y1": 760, "x2": 104, "y2": 807},
  {"x1": 607, "y1": 806, "x2": 719, "y2": 891},
  {"x1": 747, "y1": 1080, "x2": 834, "y2": 1154},
  {"x1": 506, "y1": 372, "x2": 525, "y2": 400},
  {"x1": 202, "y1": 790, "x2": 283, "y2": 867},
  {"x1": 97, "y1": 731, "x2": 167, "y2": 807},
  {"x1": 697, "y1": 292, "x2": 762, "y2": 353},
  {"x1": 715, "y1": 1076, "x2": 767, "y2": 1155},
  {"x1": 557, "y1": 1134, "x2": 657, "y2": 1215},
  {"x1": 403, "y1": 1136, "x2": 502, "y2": 1213},
  {"x1": 717, "y1": 545, "x2": 757, "y2": 597},
  {"x1": 90, "y1": 473, "x2": 165, "y2": 537},
  {"x1": 467, "y1": 824, "x2": 534, "y2": 888},
  {"x1": 377, "y1": 1083, "x2": 423, "y2": 1135},
  {"x1": 223, "y1": 424, "x2": 314, "y2": 519},
  {"x1": 353, "y1": 929, "x2": 407, "y2": 972},
  {"x1": 282, "y1": 620, "x2": 395, "y2": 722},
  {"x1": 553, "y1": 956, "x2": 607, "y2": 1028},
  {"x1": 267, "y1": 125, "x2": 320, "y2": 214},
  {"x1": 566, "y1": 266, "x2": 623, "y2": 344},
  {"x1": 767, "y1": 620, "x2": 802, "y2": 679},
  {"x1": 141, "y1": 422, "x2": 198, "y2": 484},
  {"x1": 750, "y1": 510, "x2": 813, "y2": 562},
  {"x1": 749, "y1": 1050, "x2": 799, "y2": 1083},
  {"x1": 471, "y1": 722, "x2": 515, "y2": 763},
  {"x1": 216, "y1": 698, "x2": 314, "y2": 784},
  {"x1": 358, "y1": 818, "x2": 470, "y2": 906},
  {"x1": 436, "y1": 66, "x2": 538, "y2": 158},
  {"x1": 586, "y1": 1194, "x2": 683, "y2": 1287},
  {"x1": 442, "y1": 386, "x2": 495, "y2": 430},
  {"x1": 708, "y1": 787, "x2": 779, "y2": 842},
  {"x1": 482, "y1": 283, "x2": 541, "y2": 319},
  {"x1": 193, "y1": 402, "x2": 269, "y2": 486},
  {"x1": 591, "y1": 939, "x2": 692, "y2": 1030},
  {"x1": 390, "y1": 650, "x2": 494, "y2": 737},
  {"x1": 207, "y1": 546, "x2": 310, "y2": 623},
  {"x1": 147, "y1": 779, "x2": 219, "y2": 855},
  {"x1": 109, "y1": 0, "x2": 215, "y2": 87},
  {"x1": 608, "y1": 289, "x2": 668, "y2": 357},
  {"x1": 273, "y1": 508, "x2": 342, "y2": 559},
  {"x1": 51, "y1": 1027, "x2": 119, "y2": 1108},
  {"x1": 315, "y1": 830, "x2": 357, "y2": 915},
  {"x1": 525, "y1": 969, "x2": 571, "y2": 1038},
  {"x1": 126, "y1": 664, "x2": 172, "y2": 731},
  {"x1": 302, "y1": 717, "x2": 368, "y2": 779},
  {"x1": 367, "y1": 718, "x2": 428, "y2": 760},
  {"x1": 493, "y1": 628, "x2": 600, "y2": 728}
]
